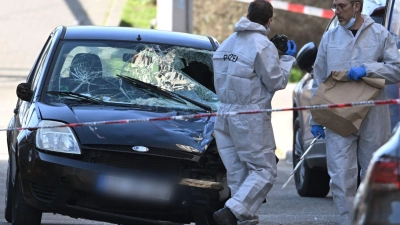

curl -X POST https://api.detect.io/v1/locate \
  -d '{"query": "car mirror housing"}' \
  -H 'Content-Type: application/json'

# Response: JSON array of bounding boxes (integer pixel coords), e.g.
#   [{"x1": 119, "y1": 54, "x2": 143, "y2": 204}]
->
[
  {"x1": 296, "y1": 42, "x2": 317, "y2": 73},
  {"x1": 16, "y1": 83, "x2": 33, "y2": 102}
]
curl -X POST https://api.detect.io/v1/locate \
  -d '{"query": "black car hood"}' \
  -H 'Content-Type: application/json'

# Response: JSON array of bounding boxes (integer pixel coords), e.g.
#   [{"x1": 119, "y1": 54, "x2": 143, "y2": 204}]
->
[{"x1": 37, "y1": 102, "x2": 215, "y2": 154}]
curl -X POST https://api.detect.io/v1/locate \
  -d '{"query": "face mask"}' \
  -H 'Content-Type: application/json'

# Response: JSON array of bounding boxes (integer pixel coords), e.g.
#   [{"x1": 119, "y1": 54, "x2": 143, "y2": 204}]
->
[
  {"x1": 342, "y1": 5, "x2": 356, "y2": 29},
  {"x1": 343, "y1": 17, "x2": 356, "y2": 29},
  {"x1": 265, "y1": 20, "x2": 271, "y2": 34}
]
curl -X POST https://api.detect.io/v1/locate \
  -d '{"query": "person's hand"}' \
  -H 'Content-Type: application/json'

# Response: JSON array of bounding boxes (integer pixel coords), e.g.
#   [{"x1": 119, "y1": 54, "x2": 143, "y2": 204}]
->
[
  {"x1": 285, "y1": 40, "x2": 296, "y2": 56},
  {"x1": 311, "y1": 125, "x2": 325, "y2": 139},
  {"x1": 347, "y1": 66, "x2": 366, "y2": 81}
]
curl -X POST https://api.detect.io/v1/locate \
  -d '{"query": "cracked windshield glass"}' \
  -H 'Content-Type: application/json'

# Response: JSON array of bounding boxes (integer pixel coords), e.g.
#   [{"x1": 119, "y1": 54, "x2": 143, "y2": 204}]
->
[{"x1": 45, "y1": 41, "x2": 219, "y2": 111}]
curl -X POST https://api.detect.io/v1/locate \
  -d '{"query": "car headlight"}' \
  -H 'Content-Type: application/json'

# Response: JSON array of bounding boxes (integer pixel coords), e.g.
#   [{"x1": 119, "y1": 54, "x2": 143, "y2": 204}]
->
[{"x1": 35, "y1": 120, "x2": 81, "y2": 154}]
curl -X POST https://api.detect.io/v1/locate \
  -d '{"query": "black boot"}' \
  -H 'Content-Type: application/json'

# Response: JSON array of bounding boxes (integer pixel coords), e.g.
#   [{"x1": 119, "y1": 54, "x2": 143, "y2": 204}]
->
[{"x1": 213, "y1": 207, "x2": 237, "y2": 225}]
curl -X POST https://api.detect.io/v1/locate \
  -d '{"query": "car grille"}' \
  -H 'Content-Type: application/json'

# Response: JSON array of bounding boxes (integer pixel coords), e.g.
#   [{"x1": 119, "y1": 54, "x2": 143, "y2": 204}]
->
[
  {"x1": 80, "y1": 149, "x2": 191, "y2": 175},
  {"x1": 30, "y1": 183, "x2": 59, "y2": 203},
  {"x1": 82, "y1": 144, "x2": 195, "y2": 160}
]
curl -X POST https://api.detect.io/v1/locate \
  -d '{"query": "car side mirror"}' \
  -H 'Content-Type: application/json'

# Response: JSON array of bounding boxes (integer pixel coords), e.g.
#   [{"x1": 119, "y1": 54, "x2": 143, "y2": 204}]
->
[
  {"x1": 296, "y1": 42, "x2": 317, "y2": 73},
  {"x1": 16, "y1": 83, "x2": 33, "y2": 102}
]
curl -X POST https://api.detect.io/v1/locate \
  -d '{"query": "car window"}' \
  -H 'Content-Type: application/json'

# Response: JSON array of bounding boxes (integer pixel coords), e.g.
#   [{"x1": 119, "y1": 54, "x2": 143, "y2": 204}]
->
[
  {"x1": 29, "y1": 35, "x2": 53, "y2": 92},
  {"x1": 389, "y1": 0, "x2": 400, "y2": 48},
  {"x1": 44, "y1": 41, "x2": 219, "y2": 111}
]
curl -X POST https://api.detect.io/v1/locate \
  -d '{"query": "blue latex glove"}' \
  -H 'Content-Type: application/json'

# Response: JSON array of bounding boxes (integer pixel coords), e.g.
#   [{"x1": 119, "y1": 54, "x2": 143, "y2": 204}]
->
[
  {"x1": 347, "y1": 66, "x2": 366, "y2": 81},
  {"x1": 311, "y1": 125, "x2": 325, "y2": 139},
  {"x1": 285, "y1": 40, "x2": 297, "y2": 56}
]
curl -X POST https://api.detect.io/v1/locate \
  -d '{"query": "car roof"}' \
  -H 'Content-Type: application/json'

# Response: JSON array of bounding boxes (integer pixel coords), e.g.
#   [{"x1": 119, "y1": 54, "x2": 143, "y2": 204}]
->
[{"x1": 61, "y1": 26, "x2": 215, "y2": 51}]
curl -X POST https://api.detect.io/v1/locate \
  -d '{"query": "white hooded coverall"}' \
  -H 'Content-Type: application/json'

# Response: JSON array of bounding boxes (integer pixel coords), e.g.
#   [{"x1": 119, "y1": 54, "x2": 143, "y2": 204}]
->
[
  {"x1": 212, "y1": 17, "x2": 295, "y2": 223},
  {"x1": 311, "y1": 14, "x2": 400, "y2": 225}
]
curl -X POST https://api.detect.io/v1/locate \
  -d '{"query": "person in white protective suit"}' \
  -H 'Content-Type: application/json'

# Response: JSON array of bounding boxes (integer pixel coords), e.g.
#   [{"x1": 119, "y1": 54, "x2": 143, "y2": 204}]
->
[
  {"x1": 310, "y1": 0, "x2": 400, "y2": 224},
  {"x1": 212, "y1": 1, "x2": 297, "y2": 224}
]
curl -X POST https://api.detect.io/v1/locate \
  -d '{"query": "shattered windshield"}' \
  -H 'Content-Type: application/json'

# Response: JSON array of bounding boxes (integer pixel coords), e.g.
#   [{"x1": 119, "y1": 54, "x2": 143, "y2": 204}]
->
[{"x1": 44, "y1": 41, "x2": 218, "y2": 111}]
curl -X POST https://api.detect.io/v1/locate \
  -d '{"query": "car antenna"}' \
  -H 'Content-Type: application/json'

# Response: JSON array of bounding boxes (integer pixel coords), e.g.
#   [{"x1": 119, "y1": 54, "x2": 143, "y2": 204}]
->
[{"x1": 137, "y1": 34, "x2": 142, "y2": 41}]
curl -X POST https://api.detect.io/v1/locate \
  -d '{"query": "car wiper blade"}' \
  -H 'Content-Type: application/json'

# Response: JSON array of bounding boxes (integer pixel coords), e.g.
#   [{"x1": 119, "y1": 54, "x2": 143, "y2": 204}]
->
[
  {"x1": 117, "y1": 75, "x2": 212, "y2": 112},
  {"x1": 117, "y1": 75, "x2": 186, "y2": 105},
  {"x1": 162, "y1": 89, "x2": 213, "y2": 112},
  {"x1": 47, "y1": 91, "x2": 102, "y2": 104}
]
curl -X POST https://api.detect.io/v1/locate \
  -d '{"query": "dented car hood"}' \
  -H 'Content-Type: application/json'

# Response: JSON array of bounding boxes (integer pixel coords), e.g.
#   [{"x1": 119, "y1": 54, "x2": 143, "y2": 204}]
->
[{"x1": 37, "y1": 102, "x2": 215, "y2": 154}]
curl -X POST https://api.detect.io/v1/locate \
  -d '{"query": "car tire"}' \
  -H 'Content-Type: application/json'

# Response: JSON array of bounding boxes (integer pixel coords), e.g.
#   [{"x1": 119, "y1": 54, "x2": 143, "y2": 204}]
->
[
  {"x1": 4, "y1": 159, "x2": 13, "y2": 223},
  {"x1": 207, "y1": 212, "x2": 219, "y2": 225},
  {"x1": 192, "y1": 192, "x2": 225, "y2": 225},
  {"x1": 12, "y1": 173, "x2": 42, "y2": 225},
  {"x1": 191, "y1": 209, "x2": 218, "y2": 225},
  {"x1": 292, "y1": 117, "x2": 330, "y2": 197}
]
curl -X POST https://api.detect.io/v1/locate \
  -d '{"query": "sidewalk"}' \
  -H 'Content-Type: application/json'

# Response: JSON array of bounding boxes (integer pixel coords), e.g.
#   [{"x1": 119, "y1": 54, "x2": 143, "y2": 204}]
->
[
  {"x1": 0, "y1": 0, "x2": 126, "y2": 78},
  {"x1": 272, "y1": 83, "x2": 295, "y2": 161}
]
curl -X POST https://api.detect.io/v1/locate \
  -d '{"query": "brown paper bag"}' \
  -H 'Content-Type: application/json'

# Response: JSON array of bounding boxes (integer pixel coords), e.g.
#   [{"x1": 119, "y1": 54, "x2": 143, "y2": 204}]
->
[{"x1": 310, "y1": 71, "x2": 385, "y2": 137}]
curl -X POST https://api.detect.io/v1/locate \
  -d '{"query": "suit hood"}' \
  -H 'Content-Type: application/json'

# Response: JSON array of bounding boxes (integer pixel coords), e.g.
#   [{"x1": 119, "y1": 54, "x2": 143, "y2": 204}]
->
[{"x1": 234, "y1": 17, "x2": 269, "y2": 35}]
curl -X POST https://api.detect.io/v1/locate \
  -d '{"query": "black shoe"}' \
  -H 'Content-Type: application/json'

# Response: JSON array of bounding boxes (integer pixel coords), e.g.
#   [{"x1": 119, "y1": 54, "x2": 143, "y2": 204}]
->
[{"x1": 213, "y1": 207, "x2": 237, "y2": 225}]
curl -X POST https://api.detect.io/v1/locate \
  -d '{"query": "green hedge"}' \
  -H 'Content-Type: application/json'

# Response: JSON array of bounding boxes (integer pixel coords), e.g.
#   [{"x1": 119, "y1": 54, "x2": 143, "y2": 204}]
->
[
  {"x1": 290, "y1": 66, "x2": 304, "y2": 83},
  {"x1": 119, "y1": 0, "x2": 156, "y2": 28}
]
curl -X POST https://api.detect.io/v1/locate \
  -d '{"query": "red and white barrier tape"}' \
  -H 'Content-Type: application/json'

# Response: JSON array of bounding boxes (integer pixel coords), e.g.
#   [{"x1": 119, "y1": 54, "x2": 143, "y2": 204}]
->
[
  {"x1": 3, "y1": 98, "x2": 400, "y2": 132},
  {"x1": 236, "y1": 0, "x2": 335, "y2": 19}
]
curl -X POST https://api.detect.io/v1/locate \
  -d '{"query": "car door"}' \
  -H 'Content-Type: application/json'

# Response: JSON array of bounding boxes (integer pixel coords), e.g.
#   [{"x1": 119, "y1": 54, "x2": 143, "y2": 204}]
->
[{"x1": 10, "y1": 33, "x2": 55, "y2": 181}]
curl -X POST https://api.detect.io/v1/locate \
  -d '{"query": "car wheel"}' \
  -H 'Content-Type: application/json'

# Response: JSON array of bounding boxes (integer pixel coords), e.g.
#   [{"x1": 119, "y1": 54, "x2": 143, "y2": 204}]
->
[
  {"x1": 4, "y1": 159, "x2": 13, "y2": 223},
  {"x1": 12, "y1": 173, "x2": 42, "y2": 225},
  {"x1": 191, "y1": 211, "x2": 218, "y2": 225},
  {"x1": 292, "y1": 117, "x2": 330, "y2": 197},
  {"x1": 206, "y1": 212, "x2": 218, "y2": 225},
  {"x1": 192, "y1": 192, "x2": 225, "y2": 225}
]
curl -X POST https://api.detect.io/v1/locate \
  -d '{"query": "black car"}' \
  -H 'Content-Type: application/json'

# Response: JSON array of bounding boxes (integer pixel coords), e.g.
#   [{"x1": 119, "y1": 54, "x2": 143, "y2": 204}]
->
[
  {"x1": 292, "y1": 0, "x2": 400, "y2": 198},
  {"x1": 4, "y1": 25, "x2": 228, "y2": 225}
]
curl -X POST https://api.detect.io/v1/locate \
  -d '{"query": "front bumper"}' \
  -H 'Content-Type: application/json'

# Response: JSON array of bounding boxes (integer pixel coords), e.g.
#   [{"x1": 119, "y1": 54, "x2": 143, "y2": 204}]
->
[{"x1": 18, "y1": 143, "x2": 225, "y2": 224}]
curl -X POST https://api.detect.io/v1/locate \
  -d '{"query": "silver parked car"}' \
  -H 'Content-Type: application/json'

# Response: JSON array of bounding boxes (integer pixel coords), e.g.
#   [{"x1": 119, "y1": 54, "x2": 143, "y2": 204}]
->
[{"x1": 292, "y1": 0, "x2": 400, "y2": 198}]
